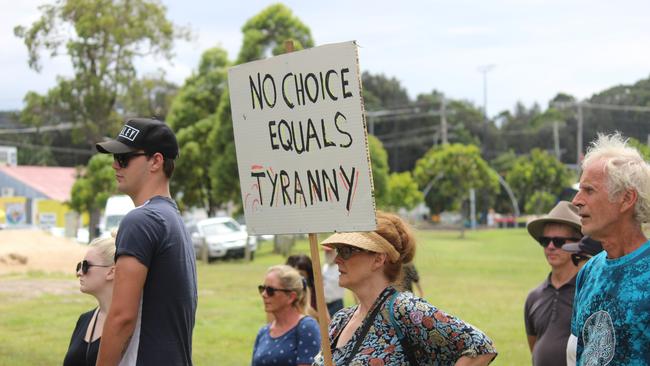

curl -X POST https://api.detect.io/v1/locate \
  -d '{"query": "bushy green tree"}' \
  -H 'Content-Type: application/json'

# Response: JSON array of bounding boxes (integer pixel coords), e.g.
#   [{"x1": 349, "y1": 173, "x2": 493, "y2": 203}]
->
[
  {"x1": 525, "y1": 191, "x2": 557, "y2": 215},
  {"x1": 506, "y1": 148, "x2": 572, "y2": 213},
  {"x1": 166, "y1": 47, "x2": 229, "y2": 214},
  {"x1": 413, "y1": 143, "x2": 499, "y2": 214},
  {"x1": 208, "y1": 4, "x2": 315, "y2": 210},
  {"x1": 68, "y1": 154, "x2": 116, "y2": 242},
  {"x1": 383, "y1": 172, "x2": 423, "y2": 211}
]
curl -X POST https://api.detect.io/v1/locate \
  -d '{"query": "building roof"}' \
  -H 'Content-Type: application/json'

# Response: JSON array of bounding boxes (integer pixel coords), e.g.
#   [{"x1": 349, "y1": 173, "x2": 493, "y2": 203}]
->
[{"x1": 0, "y1": 165, "x2": 78, "y2": 202}]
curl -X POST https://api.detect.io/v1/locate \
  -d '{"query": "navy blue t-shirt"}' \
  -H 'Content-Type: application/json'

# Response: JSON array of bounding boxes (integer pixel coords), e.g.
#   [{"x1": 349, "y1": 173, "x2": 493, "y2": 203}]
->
[
  {"x1": 252, "y1": 316, "x2": 321, "y2": 366},
  {"x1": 115, "y1": 196, "x2": 197, "y2": 365}
]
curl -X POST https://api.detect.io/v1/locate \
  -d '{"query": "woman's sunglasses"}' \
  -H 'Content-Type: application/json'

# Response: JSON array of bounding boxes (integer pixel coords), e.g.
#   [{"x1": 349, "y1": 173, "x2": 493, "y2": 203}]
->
[
  {"x1": 257, "y1": 285, "x2": 293, "y2": 297},
  {"x1": 76, "y1": 260, "x2": 111, "y2": 275},
  {"x1": 113, "y1": 152, "x2": 149, "y2": 168},
  {"x1": 335, "y1": 245, "x2": 368, "y2": 260},
  {"x1": 537, "y1": 236, "x2": 581, "y2": 248}
]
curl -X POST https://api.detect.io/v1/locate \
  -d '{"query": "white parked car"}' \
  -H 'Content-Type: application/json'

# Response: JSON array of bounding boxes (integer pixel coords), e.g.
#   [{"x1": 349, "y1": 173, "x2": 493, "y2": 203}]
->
[{"x1": 186, "y1": 217, "x2": 257, "y2": 261}]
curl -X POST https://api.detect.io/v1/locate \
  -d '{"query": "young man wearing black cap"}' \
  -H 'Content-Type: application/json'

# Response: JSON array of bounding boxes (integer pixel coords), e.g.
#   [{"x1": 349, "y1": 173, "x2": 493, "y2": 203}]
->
[
  {"x1": 95, "y1": 118, "x2": 197, "y2": 365},
  {"x1": 524, "y1": 201, "x2": 583, "y2": 366}
]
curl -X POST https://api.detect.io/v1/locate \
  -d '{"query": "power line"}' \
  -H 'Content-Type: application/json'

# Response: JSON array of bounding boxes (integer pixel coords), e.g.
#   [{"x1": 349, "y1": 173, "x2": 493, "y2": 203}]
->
[
  {"x1": 0, "y1": 122, "x2": 75, "y2": 135},
  {"x1": 0, "y1": 139, "x2": 94, "y2": 156}
]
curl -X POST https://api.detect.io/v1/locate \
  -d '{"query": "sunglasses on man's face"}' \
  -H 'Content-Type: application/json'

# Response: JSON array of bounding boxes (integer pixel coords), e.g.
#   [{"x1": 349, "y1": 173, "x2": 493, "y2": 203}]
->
[
  {"x1": 258, "y1": 285, "x2": 293, "y2": 297},
  {"x1": 113, "y1": 152, "x2": 149, "y2": 168},
  {"x1": 537, "y1": 236, "x2": 582, "y2": 248},
  {"x1": 335, "y1": 245, "x2": 369, "y2": 260},
  {"x1": 76, "y1": 260, "x2": 111, "y2": 275}
]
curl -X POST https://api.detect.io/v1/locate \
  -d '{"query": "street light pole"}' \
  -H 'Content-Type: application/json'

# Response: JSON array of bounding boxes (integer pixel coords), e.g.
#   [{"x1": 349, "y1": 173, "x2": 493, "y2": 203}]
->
[{"x1": 477, "y1": 64, "x2": 495, "y2": 124}]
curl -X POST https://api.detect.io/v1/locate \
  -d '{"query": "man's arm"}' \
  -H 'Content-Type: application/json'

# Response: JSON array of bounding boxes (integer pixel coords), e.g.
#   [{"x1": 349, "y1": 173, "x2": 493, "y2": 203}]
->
[{"x1": 96, "y1": 256, "x2": 148, "y2": 365}]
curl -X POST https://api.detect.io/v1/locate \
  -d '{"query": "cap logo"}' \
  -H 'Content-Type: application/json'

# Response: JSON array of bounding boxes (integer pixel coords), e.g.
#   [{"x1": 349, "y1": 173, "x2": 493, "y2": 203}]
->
[{"x1": 119, "y1": 125, "x2": 140, "y2": 141}]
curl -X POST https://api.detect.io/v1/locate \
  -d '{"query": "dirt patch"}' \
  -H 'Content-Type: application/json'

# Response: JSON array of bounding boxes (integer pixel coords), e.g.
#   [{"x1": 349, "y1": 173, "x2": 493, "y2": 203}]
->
[{"x1": 0, "y1": 229, "x2": 88, "y2": 275}]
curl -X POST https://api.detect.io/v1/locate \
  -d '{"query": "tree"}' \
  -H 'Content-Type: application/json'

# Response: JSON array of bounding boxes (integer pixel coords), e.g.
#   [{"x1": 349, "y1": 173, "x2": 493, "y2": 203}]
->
[
  {"x1": 362, "y1": 71, "x2": 410, "y2": 110},
  {"x1": 525, "y1": 191, "x2": 557, "y2": 215},
  {"x1": 368, "y1": 135, "x2": 389, "y2": 207},
  {"x1": 383, "y1": 172, "x2": 424, "y2": 211},
  {"x1": 68, "y1": 154, "x2": 116, "y2": 242},
  {"x1": 208, "y1": 4, "x2": 315, "y2": 211},
  {"x1": 506, "y1": 148, "x2": 573, "y2": 214},
  {"x1": 166, "y1": 47, "x2": 230, "y2": 214},
  {"x1": 413, "y1": 143, "x2": 499, "y2": 215},
  {"x1": 14, "y1": 0, "x2": 189, "y2": 146},
  {"x1": 117, "y1": 70, "x2": 179, "y2": 120},
  {"x1": 236, "y1": 4, "x2": 313, "y2": 64}
]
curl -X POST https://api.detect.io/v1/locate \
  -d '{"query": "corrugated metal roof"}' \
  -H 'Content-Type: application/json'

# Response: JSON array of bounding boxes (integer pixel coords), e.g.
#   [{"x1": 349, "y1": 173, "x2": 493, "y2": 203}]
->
[{"x1": 0, "y1": 165, "x2": 78, "y2": 202}]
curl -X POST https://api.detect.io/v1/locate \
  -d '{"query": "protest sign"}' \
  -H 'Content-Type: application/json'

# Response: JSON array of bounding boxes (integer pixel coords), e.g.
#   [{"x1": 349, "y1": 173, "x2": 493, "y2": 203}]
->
[{"x1": 228, "y1": 41, "x2": 376, "y2": 234}]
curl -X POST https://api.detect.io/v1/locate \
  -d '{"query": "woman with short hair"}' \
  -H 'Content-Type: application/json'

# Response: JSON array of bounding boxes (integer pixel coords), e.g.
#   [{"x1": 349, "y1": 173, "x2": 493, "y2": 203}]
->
[
  {"x1": 252, "y1": 265, "x2": 321, "y2": 366},
  {"x1": 63, "y1": 236, "x2": 116, "y2": 366},
  {"x1": 313, "y1": 211, "x2": 497, "y2": 366}
]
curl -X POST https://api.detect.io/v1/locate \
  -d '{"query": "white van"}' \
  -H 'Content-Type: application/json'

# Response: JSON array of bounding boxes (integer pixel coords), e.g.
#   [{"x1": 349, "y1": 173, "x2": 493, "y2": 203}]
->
[{"x1": 99, "y1": 195, "x2": 135, "y2": 237}]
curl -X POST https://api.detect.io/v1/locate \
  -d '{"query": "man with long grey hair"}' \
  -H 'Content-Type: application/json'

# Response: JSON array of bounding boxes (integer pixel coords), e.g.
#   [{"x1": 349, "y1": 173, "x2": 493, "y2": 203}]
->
[{"x1": 568, "y1": 132, "x2": 650, "y2": 365}]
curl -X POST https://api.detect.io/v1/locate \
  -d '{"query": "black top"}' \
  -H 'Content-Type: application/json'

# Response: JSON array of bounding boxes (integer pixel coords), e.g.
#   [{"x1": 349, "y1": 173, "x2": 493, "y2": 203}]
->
[
  {"x1": 524, "y1": 273, "x2": 576, "y2": 366},
  {"x1": 115, "y1": 196, "x2": 197, "y2": 365},
  {"x1": 63, "y1": 309, "x2": 100, "y2": 366}
]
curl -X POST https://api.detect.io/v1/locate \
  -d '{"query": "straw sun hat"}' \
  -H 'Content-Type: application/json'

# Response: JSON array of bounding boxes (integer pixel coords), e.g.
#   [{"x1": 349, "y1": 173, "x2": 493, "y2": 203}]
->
[{"x1": 321, "y1": 231, "x2": 400, "y2": 262}]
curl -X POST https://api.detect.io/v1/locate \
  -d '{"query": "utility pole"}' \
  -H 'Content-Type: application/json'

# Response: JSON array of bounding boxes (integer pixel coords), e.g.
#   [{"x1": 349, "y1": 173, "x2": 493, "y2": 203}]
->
[
  {"x1": 477, "y1": 64, "x2": 495, "y2": 125},
  {"x1": 478, "y1": 64, "x2": 495, "y2": 152},
  {"x1": 441, "y1": 94, "x2": 448, "y2": 145},
  {"x1": 577, "y1": 102, "x2": 584, "y2": 168},
  {"x1": 553, "y1": 120, "x2": 560, "y2": 160}
]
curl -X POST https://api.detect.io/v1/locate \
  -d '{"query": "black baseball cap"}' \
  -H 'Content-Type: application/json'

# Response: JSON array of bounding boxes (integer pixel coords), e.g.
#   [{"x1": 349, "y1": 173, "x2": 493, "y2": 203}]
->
[
  {"x1": 96, "y1": 118, "x2": 179, "y2": 159},
  {"x1": 562, "y1": 236, "x2": 603, "y2": 256}
]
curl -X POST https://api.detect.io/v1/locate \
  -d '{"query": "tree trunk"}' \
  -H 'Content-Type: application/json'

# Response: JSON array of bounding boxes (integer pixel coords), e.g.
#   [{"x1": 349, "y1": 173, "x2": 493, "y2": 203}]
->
[{"x1": 88, "y1": 208, "x2": 101, "y2": 243}]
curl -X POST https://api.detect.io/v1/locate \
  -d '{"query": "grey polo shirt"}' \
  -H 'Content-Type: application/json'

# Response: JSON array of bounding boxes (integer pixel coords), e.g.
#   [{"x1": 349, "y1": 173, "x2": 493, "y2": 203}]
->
[{"x1": 524, "y1": 273, "x2": 576, "y2": 366}]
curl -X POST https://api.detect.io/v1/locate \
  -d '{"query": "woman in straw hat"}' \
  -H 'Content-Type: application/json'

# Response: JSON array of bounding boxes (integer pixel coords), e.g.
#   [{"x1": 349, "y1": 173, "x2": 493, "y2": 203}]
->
[
  {"x1": 312, "y1": 211, "x2": 497, "y2": 366},
  {"x1": 252, "y1": 265, "x2": 321, "y2": 366}
]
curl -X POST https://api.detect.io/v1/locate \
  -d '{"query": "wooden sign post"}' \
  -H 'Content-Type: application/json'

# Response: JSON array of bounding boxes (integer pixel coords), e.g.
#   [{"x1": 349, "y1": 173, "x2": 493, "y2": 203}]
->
[{"x1": 228, "y1": 40, "x2": 376, "y2": 366}]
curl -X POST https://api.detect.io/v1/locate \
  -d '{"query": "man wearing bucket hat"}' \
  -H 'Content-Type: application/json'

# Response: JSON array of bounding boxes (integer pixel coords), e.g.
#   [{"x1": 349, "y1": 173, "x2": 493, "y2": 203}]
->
[
  {"x1": 94, "y1": 118, "x2": 197, "y2": 365},
  {"x1": 524, "y1": 201, "x2": 583, "y2": 366},
  {"x1": 569, "y1": 133, "x2": 650, "y2": 365}
]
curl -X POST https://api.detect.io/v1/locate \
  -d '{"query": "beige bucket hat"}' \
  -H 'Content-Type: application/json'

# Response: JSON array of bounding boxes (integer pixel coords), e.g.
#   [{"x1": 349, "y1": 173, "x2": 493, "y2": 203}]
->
[{"x1": 526, "y1": 201, "x2": 582, "y2": 241}]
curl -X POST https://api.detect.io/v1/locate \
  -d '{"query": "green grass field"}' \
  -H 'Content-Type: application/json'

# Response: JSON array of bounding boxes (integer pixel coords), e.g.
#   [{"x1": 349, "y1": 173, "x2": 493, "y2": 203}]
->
[{"x1": 0, "y1": 228, "x2": 547, "y2": 365}]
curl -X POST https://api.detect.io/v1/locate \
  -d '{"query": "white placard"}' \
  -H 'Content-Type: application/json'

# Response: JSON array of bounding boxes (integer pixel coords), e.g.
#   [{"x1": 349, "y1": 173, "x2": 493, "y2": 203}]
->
[{"x1": 228, "y1": 41, "x2": 376, "y2": 235}]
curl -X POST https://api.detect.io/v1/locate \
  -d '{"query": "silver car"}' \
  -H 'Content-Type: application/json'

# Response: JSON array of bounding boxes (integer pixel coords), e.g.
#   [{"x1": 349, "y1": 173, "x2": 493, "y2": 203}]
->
[{"x1": 187, "y1": 217, "x2": 257, "y2": 261}]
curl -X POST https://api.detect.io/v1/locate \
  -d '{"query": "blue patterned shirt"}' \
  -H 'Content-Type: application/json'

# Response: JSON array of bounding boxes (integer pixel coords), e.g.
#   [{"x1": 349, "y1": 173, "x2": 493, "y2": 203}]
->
[
  {"x1": 252, "y1": 316, "x2": 320, "y2": 366},
  {"x1": 571, "y1": 240, "x2": 650, "y2": 365}
]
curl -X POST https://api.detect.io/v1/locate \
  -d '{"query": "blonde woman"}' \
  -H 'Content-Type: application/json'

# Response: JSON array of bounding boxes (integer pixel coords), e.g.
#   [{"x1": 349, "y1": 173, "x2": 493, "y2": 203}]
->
[
  {"x1": 63, "y1": 236, "x2": 115, "y2": 366},
  {"x1": 252, "y1": 265, "x2": 321, "y2": 366}
]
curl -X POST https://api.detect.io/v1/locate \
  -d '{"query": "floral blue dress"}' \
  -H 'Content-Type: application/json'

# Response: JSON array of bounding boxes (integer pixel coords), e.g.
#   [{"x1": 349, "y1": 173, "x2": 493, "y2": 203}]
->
[{"x1": 312, "y1": 287, "x2": 497, "y2": 366}]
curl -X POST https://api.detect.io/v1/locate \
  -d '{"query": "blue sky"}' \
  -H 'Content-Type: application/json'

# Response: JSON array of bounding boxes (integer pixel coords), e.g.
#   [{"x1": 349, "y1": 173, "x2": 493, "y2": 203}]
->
[{"x1": 2, "y1": 0, "x2": 650, "y2": 116}]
